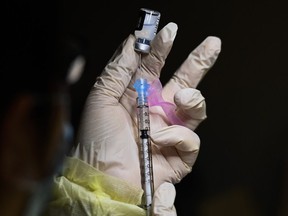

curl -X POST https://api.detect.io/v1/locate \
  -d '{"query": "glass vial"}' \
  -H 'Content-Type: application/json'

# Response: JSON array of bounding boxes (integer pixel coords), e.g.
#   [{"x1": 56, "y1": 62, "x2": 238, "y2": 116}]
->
[{"x1": 134, "y1": 8, "x2": 161, "y2": 54}]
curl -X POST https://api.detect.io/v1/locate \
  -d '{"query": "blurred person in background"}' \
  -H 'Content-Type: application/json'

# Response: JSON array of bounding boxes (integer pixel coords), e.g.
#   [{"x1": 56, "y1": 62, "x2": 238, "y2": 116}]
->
[{"x1": 0, "y1": 0, "x2": 85, "y2": 215}]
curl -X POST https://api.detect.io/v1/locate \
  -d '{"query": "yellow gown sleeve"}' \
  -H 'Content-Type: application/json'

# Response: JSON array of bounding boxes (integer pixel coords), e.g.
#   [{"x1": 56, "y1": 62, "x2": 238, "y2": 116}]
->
[{"x1": 45, "y1": 157, "x2": 145, "y2": 216}]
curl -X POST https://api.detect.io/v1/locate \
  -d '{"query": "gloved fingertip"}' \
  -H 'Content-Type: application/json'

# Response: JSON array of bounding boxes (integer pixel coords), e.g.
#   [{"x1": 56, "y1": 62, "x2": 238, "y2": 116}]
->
[
  {"x1": 153, "y1": 182, "x2": 177, "y2": 216},
  {"x1": 108, "y1": 34, "x2": 137, "y2": 63},
  {"x1": 164, "y1": 22, "x2": 178, "y2": 39},
  {"x1": 156, "y1": 22, "x2": 178, "y2": 43},
  {"x1": 155, "y1": 182, "x2": 176, "y2": 199},
  {"x1": 204, "y1": 36, "x2": 222, "y2": 56},
  {"x1": 174, "y1": 88, "x2": 205, "y2": 109},
  {"x1": 174, "y1": 88, "x2": 207, "y2": 129}
]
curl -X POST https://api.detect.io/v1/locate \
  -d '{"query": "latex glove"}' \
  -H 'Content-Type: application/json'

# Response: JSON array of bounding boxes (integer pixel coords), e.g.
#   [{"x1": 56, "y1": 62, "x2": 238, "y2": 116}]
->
[
  {"x1": 72, "y1": 22, "x2": 221, "y2": 214},
  {"x1": 152, "y1": 182, "x2": 177, "y2": 216}
]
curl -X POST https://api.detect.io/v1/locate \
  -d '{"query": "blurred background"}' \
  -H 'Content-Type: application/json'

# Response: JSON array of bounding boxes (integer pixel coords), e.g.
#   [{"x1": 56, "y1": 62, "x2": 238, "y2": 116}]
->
[{"x1": 13, "y1": 0, "x2": 287, "y2": 215}]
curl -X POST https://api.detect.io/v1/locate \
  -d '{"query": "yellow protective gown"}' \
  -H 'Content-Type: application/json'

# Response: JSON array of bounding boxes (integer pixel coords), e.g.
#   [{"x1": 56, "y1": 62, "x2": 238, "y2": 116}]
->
[{"x1": 45, "y1": 157, "x2": 145, "y2": 216}]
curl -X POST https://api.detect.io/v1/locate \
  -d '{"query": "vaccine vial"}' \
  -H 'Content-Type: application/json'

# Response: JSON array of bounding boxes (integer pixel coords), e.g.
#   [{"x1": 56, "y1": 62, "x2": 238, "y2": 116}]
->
[{"x1": 134, "y1": 8, "x2": 161, "y2": 54}]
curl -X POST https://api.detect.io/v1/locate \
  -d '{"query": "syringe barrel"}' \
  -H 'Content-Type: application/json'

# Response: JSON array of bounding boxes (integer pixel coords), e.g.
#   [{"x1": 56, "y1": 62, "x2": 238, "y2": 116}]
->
[
  {"x1": 139, "y1": 130, "x2": 154, "y2": 214},
  {"x1": 134, "y1": 78, "x2": 154, "y2": 215},
  {"x1": 137, "y1": 105, "x2": 150, "y2": 131}
]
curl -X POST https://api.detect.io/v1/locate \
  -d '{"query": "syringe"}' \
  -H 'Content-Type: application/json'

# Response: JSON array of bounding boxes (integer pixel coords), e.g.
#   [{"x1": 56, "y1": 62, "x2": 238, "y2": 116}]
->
[
  {"x1": 133, "y1": 8, "x2": 160, "y2": 215},
  {"x1": 133, "y1": 78, "x2": 154, "y2": 216}
]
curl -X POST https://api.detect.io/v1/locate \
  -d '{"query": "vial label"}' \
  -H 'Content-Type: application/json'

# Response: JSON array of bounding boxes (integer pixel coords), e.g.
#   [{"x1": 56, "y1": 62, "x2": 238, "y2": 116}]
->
[{"x1": 134, "y1": 8, "x2": 161, "y2": 53}]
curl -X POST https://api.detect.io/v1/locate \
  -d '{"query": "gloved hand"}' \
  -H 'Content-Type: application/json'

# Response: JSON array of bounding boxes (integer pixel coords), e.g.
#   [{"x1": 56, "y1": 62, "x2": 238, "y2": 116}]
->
[{"x1": 72, "y1": 22, "x2": 221, "y2": 215}]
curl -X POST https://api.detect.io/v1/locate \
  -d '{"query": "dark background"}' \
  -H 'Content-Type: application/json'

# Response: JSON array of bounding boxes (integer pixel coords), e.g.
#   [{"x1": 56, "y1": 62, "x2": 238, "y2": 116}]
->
[{"x1": 59, "y1": 1, "x2": 288, "y2": 215}]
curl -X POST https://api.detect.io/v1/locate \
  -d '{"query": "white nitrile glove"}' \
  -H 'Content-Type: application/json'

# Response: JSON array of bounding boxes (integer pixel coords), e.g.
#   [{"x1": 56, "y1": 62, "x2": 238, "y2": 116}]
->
[
  {"x1": 152, "y1": 182, "x2": 177, "y2": 216},
  {"x1": 72, "y1": 22, "x2": 221, "y2": 215}
]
